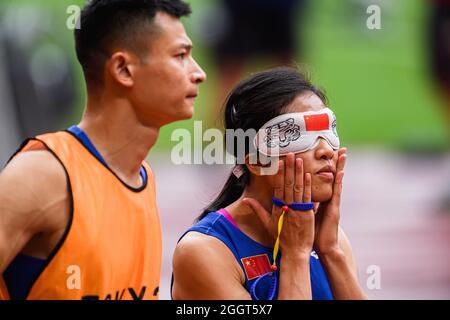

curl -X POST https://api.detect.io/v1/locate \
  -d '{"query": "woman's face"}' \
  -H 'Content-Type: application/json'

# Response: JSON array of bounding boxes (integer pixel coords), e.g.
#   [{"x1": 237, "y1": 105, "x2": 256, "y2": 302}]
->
[{"x1": 278, "y1": 92, "x2": 338, "y2": 202}]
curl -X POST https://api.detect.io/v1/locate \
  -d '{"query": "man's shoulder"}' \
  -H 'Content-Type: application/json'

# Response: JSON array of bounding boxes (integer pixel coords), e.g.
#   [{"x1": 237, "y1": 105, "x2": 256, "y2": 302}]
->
[
  {"x1": 1, "y1": 150, "x2": 68, "y2": 207},
  {"x1": 4, "y1": 149, "x2": 66, "y2": 181},
  {"x1": 0, "y1": 149, "x2": 70, "y2": 236}
]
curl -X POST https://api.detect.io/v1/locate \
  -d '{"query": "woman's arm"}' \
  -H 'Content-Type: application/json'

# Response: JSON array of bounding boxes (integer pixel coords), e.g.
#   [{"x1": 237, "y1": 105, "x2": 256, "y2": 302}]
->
[
  {"x1": 338, "y1": 226, "x2": 359, "y2": 279},
  {"x1": 314, "y1": 148, "x2": 367, "y2": 299},
  {"x1": 278, "y1": 253, "x2": 312, "y2": 299},
  {"x1": 244, "y1": 155, "x2": 316, "y2": 299},
  {"x1": 318, "y1": 227, "x2": 367, "y2": 300}
]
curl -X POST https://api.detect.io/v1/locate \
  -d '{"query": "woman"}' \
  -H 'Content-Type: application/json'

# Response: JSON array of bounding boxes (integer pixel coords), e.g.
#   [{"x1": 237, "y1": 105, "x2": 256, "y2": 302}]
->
[{"x1": 172, "y1": 67, "x2": 367, "y2": 300}]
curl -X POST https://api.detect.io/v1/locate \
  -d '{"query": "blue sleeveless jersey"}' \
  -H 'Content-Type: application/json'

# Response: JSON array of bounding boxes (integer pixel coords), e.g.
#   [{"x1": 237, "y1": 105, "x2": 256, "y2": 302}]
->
[{"x1": 176, "y1": 211, "x2": 334, "y2": 300}]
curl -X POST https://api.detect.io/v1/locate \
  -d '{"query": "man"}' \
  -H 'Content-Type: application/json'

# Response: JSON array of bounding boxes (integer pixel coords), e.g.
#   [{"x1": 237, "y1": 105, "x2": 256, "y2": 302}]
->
[{"x1": 0, "y1": 0, "x2": 206, "y2": 300}]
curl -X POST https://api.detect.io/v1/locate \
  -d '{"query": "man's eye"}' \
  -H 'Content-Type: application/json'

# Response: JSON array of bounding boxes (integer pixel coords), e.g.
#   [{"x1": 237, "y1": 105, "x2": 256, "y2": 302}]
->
[{"x1": 177, "y1": 53, "x2": 186, "y2": 60}]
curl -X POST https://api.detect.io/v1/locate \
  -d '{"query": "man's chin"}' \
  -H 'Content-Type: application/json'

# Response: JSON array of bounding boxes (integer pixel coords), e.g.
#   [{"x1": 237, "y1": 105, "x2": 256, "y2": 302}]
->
[
  {"x1": 159, "y1": 105, "x2": 194, "y2": 126},
  {"x1": 180, "y1": 106, "x2": 194, "y2": 120}
]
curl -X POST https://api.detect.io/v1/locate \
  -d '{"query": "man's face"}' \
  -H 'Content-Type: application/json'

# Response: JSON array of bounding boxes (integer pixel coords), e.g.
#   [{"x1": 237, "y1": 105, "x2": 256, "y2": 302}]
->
[{"x1": 130, "y1": 12, "x2": 206, "y2": 127}]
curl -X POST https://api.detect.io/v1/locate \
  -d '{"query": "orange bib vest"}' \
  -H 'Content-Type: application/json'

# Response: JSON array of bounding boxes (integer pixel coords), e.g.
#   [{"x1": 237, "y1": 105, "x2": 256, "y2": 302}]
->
[{"x1": 0, "y1": 131, "x2": 162, "y2": 300}]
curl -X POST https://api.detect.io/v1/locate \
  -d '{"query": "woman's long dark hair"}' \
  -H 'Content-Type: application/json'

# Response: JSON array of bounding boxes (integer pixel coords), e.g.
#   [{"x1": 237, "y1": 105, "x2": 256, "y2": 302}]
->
[{"x1": 196, "y1": 67, "x2": 327, "y2": 222}]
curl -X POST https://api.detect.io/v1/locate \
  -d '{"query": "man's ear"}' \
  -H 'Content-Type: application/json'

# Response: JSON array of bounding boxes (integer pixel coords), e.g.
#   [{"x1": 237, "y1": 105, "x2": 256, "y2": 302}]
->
[{"x1": 107, "y1": 52, "x2": 134, "y2": 88}]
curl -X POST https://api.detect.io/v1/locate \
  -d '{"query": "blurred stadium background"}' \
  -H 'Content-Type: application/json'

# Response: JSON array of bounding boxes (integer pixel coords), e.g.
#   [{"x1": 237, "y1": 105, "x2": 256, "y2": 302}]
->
[{"x1": 0, "y1": 0, "x2": 448, "y2": 299}]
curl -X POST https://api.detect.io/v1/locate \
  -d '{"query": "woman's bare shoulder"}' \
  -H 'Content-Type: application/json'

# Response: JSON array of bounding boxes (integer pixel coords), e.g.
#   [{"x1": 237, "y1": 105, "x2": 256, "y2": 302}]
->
[
  {"x1": 175, "y1": 231, "x2": 236, "y2": 264},
  {"x1": 172, "y1": 231, "x2": 249, "y2": 299}
]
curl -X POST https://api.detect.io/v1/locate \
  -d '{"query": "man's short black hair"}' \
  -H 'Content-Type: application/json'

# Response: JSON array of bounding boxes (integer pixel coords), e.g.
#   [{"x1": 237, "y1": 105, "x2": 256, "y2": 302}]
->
[{"x1": 75, "y1": 0, "x2": 191, "y2": 88}]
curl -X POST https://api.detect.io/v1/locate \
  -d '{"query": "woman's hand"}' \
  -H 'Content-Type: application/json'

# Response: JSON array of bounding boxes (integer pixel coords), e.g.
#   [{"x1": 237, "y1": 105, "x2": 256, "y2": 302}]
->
[
  {"x1": 314, "y1": 148, "x2": 347, "y2": 255},
  {"x1": 243, "y1": 153, "x2": 315, "y2": 256}
]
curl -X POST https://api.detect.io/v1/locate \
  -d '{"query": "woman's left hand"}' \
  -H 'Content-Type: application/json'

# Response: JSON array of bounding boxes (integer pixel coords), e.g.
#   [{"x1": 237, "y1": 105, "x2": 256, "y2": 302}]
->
[{"x1": 314, "y1": 147, "x2": 347, "y2": 255}]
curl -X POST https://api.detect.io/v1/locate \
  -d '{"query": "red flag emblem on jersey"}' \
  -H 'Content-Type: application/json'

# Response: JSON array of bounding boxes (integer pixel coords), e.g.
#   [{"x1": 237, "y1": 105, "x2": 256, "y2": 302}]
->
[
  {"x1": 241, "y1": 254, "x2": 272, "y2": 280},
  {"x1": 304, "y1": 113, "x2": 329, "y2": 131}
]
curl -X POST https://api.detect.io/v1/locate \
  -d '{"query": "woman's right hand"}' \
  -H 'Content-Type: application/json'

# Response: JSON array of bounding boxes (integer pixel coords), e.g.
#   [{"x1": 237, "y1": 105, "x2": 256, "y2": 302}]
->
[{"x1": 243, "y1": 153, "x2": 315, "y2": 257}]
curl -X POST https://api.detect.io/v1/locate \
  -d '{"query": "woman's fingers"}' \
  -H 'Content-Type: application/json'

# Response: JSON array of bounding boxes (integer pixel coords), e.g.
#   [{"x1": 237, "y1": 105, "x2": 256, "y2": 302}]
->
[
  {"x1": 338, "y1": 147, "x2": 347, "y2": 158},
  {"x1": 336, "y1": 153, "x2": 347, "y2": 174},
  {"x1": 284, "y1": 153, "x2": 295, "y2": 204},
  {"x1": 294, "y1": 158, "x2": 304, "y2": 203},
  {"x1": 273, "y1": 160, "x2": 284, "y2": 216},
  {"x1": 273, "y1": 160, "x2": 284, "y2": 199},
  {"x1": 332, "y1": 148, "x2": 346, "y2": 206},
  {"x1": 303, "y1": 172, "x2": 312, "y2": 203},
  {"x1": 330, "y1": 171, "x2": 344, "y2": 207}
]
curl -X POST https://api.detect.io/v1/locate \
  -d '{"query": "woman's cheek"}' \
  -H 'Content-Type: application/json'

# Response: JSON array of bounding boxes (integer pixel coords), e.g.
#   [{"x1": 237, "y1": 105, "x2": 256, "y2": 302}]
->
[{"x1": 311, "y1": 179, "x2": 333, "y2": 202}]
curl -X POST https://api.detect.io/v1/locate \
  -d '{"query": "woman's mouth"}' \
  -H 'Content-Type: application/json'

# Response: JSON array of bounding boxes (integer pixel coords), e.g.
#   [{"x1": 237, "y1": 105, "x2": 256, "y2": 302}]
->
[
  {"x1": 315, "y1": 165, "x2": 335, "y2": 182},
  {"x1": 316, "y1": 172, "x2": 334, "y2": 181}
]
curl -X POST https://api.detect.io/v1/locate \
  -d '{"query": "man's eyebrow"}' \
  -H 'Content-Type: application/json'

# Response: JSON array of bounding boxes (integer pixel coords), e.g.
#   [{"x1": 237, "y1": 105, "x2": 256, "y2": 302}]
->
[{"x1": 177, "y1": 43, "x2": 193, "y2": 51}]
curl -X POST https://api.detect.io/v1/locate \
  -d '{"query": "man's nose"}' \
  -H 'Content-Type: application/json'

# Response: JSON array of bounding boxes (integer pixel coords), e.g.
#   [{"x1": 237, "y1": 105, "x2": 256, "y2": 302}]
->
[{"x1": 190, "y1": 58, "x2": 207, "y2": 84}]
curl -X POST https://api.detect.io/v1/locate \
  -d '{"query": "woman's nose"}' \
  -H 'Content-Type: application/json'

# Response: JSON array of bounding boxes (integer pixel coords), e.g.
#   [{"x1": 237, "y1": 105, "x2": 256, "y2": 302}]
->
[{"x1": 315, "y1": 138, "x2": 335, "y2": 160}]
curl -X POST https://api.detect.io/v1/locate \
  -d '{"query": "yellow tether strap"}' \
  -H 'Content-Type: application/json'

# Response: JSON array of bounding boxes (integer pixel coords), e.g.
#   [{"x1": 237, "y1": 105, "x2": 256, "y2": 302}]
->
[{"x1": 271, "y1": 207, "x2": 288, "y2": 270}]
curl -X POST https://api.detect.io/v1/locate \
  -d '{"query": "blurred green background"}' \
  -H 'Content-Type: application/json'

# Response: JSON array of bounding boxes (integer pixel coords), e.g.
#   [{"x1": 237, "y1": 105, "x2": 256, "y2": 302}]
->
[{"x1": 0, "y1": 0, "x2": 448, "y2": 154}]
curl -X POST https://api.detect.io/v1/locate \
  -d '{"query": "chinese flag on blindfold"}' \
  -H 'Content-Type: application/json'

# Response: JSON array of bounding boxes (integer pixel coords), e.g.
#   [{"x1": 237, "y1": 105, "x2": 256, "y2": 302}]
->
[
  {"x1": 304, "y1": 113, "x2": 329, "y2": 131},
  {"x1": 241, "y1": 254, "x2": 272, "y2": 280}
]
